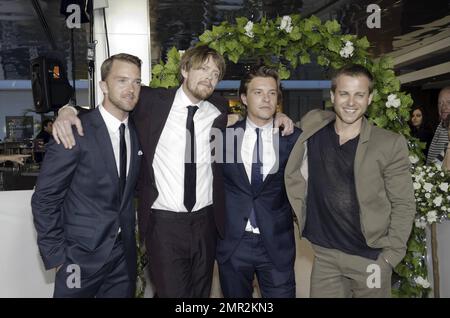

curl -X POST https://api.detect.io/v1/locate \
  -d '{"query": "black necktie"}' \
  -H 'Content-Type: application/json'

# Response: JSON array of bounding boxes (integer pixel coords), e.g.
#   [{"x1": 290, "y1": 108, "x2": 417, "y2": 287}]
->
[
  {"x1": 184, "y1": 105, "x2": 199, "y2": 212},
  {"x1": 249, "y1": 128, "x2": 263, "y2": 228},
  {"x1": 119, "y1": 123, "x2": 127, "y2": 201}
]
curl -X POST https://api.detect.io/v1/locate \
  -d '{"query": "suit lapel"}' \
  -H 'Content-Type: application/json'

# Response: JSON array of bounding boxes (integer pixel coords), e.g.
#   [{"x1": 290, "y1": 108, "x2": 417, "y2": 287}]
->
[
  {"x1": 354, "y1": 117, "x2": 371, "y2": 175},
  {"x1": 143, "y1": 89, "x2": 177, "y2": 177},
  {"x1": 91, "y1": 108, "x2": 119, "y2": 190}
]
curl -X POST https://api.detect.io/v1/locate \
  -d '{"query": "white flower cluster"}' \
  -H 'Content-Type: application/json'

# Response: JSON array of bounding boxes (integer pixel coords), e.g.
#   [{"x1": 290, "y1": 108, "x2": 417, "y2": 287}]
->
[
  {"x1": 412, "y1": 165, "x2": 450, "y2": 228},
  {"x1": 339, "y1": 41, "x2": 354, "y2": 58},
  {"x1": 409, "y1": 155, "x2": 419, "y2": 164},
  {"x1": 244, "y1": 21, "x2": 254, "y2": 38},
  {"x1": 386, "y1": 94, "x2": 401, "y2": 108},
  {"x1": 414, "y1": 276, "x2": 431, "y2": 289},
  {"x1": 279, "y1": 15, "x2": 293, "y2": 33}
]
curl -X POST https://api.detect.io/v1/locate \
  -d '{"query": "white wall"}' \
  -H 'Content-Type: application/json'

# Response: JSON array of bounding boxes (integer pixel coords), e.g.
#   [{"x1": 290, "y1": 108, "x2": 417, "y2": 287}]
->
[{"x1": 93, "y1": 0, "x2": 151, "y2": 105}]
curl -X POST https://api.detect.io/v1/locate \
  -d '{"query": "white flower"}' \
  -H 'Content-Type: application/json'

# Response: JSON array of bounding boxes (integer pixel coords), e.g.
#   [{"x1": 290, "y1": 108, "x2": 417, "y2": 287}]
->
[
  {"x1": 413, "y1": 182, "x2": 421, "y2": 190},
  {"x1": 423, "y1": 183, "x2": 433, "y2": 192},
  {"x1": 178, "y1": 50, "x2": 185, "y2": 58},
  {"x1": 433, "y1": 196, "x2": 443, "y2": 207},
  {"x1": 280, "y1": 15, "x2": 293, "y2": 33},
  {"x1": 414, "y1": 276, "x2": 431, "y2": 288},
  {"x1": 339, "y1": 41, "x2": 354, "y2": 58},
  {"x1": 428, "y1": 172, "x2": 435, "y2": 178},
  {"x1": 386, "y1": 94, "x2": 401, "y2": 108},
  {"x1": 427, "y1": 210, "x2": 438, "y2": 223},
  {"x1": 439, "y1": 182, "x2": 449, "y2": 192},
  {"x1": 409, "y1": 155, "x2": 419, "y2": 164},
  {"x1": 415, "y1": 218, "x2": 427, "y2": 229},
  {"x1": 244, "y1": 21, "x2": 254, "y2": 38},
  {"x1": 425, "y1": 193, "x2": 431, "y2": 199}
]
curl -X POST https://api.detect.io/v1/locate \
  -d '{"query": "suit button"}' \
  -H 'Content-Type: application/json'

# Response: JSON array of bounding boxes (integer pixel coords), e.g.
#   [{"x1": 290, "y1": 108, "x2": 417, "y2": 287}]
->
[{"x1": 243, "y1": 217, "x2": 248, "y2": 221}]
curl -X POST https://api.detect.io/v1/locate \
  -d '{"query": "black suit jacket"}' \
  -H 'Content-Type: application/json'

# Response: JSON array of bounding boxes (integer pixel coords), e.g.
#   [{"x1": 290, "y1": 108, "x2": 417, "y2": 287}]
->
[
  {"x1": 216, "y1": 119, "x2": 301, "y2": 271},
  {"x1": 132, "y1": 86, "x2": 228, "y2": 241},
  {"x1": 32, "y1": 108, "x2": 141, "y2": 285}
]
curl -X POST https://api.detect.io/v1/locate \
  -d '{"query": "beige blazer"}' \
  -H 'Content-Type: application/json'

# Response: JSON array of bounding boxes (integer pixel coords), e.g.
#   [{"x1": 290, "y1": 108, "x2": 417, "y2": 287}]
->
[{"x1": 285, "y1": 109, "x2": 416, "y2": 267}]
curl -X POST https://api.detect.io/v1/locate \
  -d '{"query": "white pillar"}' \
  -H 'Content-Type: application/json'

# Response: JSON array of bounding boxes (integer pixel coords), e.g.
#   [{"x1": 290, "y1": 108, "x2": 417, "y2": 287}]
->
[{"x1": 93, "y1": 0, "x2": 151, "y2": 106}]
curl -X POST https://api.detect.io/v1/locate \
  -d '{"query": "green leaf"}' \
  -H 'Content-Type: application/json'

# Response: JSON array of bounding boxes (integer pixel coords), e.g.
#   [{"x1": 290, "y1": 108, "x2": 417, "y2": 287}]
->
[
  {"x1": 356, "y1": 36, "x2": 370, "y2": 49},
  {"x1": 372, "y1": 115, "x2": 388, "y2": 127},
  {"x1": 299, "y1": 53, "x2": 311, "y2": 65},
  {"x1": 225, "y1": 39, "x2": 239, "y2": 52},
  {"x1": 212, "y1": 24, "x2": 226, "y2": 36},
  {"x1": 199, "y1": 30, "x2": 214, "y2": 43},
  {"x1": 327, "y1": 37, "x2": 342, "y2": 53},
  {"x1": 278, "y1": 65, "x2": 290, "y2": 79},
  {"x1": 289, "y1": 26, "x2": 302, "y2": 41},
  {"x1": 324, "y1": 20, "x2": 341, "y2": 33},
  {"x1": 316, "y1": 55, "x2": 329, "y2": 66},
  {"x1": 306, "y1": 32, "x2": 321, "y2": 46},
  {"x1": 151, "y1": 64, "x2": 164, "y2": 76},
  {"x1": 236, "y1": 17, "x2": 248, "y2": 29},
  {"x1": 228, "y1": 51, "x2": 240, "y2": 64}
]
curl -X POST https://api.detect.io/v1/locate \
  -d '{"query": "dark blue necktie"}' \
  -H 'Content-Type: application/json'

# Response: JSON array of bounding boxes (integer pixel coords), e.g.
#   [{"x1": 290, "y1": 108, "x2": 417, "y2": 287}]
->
[
  {"x1": 249, "y1": 128, "x2": 263, "y2": 228},
  {"x1": 184, "y1": 105, "x2": 199, "y2": 212},
  {"x1": 119, "y1": 123, "x2": 127, "y2": 202}
]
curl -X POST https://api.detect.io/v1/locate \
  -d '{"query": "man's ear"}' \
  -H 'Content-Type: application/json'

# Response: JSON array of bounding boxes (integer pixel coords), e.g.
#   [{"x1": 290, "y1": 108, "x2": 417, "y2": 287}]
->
[
  {"x1": 181, "y1": 67, "x2": 188, "y2": 81},
  {"x1": 240, "y1": 94, "x2": 247, "y2": 107},
  {"x1": 330, "y1": 90, "x2": 335, "y2": 104},
  {"x1": 368, "y1": 92, "x2": 373, "y2": 105},
  {"x1": 99, "y1": 81, "x2": 108, "y2": 94}
]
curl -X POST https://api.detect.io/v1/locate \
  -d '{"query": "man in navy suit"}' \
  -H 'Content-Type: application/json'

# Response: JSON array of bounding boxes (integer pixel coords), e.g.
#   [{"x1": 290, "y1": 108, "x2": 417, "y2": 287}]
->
[
  {"x1": 32, "y1": 53, "x2": 142, "y2": 297},
  {"x1": 216, "y1": 66, "x2": 301, "y2": 298}
]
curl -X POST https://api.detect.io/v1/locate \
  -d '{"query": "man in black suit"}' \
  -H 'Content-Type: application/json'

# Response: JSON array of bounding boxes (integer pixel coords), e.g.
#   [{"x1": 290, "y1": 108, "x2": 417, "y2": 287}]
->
[
  {"x1": 217, "y1": 66, "x2": 300, "y2": 297},
  {"x1": 52, "y1": 46, "x2": 294, "y2": 297},
  {"x1": 32, "y1": 53, "x2": 142, "y2": 297}
]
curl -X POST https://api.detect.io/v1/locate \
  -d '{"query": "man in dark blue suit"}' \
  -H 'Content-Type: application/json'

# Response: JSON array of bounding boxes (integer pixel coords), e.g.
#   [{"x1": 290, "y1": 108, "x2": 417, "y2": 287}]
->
[
  {"x1": 216, "y1": 66, "x2": 301, "y2": 298},
  {"x1": 32, "y1": 53, "x2": 142, "y2": 297}
]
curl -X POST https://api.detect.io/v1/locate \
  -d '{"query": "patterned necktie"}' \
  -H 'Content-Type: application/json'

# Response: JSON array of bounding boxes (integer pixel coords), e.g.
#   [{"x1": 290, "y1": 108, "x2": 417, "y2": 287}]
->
[
  {"x1": 249, "y1": 128, "x2": 263, "y2": 228},
  {"x1": 184, "y1": 105, "x2": 199, "y2": 212},
  {"x1": 119, "y1": 123, "x2": 127, "y2": 202}
]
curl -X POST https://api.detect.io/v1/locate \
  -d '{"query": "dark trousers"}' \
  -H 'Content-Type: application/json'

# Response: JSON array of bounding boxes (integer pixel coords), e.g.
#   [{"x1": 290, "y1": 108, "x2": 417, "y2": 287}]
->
[
  {"x1": 218, "y1": 232, "x2": 296, "y2": 298},
  {"x1": 54, "y1": 236, "x2": 134, "y2": 298},
  {"x1": 146, "y1": 206, "x2": 217, "y2": 298}
]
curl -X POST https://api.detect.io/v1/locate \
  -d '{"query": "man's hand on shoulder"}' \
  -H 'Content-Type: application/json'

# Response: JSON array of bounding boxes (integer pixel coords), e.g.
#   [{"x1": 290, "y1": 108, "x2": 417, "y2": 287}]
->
[
  {"x1": 53, "y1": 105, "x2": 84, "y2": 149},
  {"x1": 274, "y1": 112, "x2": 294, "y2": 136}
]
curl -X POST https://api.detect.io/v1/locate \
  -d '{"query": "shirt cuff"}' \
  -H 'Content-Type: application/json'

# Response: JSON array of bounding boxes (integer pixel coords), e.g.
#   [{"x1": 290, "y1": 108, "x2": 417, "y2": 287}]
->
[{"x1": 58, "y1": 105, "x2": 78, "y2": 116}]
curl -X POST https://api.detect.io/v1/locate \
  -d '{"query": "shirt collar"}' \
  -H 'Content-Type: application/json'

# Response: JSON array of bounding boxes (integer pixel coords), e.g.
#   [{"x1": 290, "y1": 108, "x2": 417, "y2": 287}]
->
[
  {"x1": 246, "y1": 117, "x2": 273, "y2": 131},
  {"x1": 175, "y1": 86, "x2": 204, "y2": 110},
  {"x1": 99, "y1": 104, "x2": 128, "y2": 132}
]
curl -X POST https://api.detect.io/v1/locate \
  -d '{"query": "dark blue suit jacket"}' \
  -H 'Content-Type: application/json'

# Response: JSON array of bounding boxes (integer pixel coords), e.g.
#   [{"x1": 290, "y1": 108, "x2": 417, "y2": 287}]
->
[
  {"x1": 32, "y1": 108, "x2": 141, "y2": 286},
  {"x1": 216, "y1": 119, "x2": 301, "y2": 271}
]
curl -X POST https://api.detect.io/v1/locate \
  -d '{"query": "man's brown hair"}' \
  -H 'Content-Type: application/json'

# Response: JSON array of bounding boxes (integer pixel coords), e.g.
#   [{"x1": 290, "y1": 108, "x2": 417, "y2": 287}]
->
[
  {"x1": 179, "y1": 46, "x2": 226, "y2": 81},
  {"x1": 101, "y1": 53, "x2": 142, "y2": 81}
]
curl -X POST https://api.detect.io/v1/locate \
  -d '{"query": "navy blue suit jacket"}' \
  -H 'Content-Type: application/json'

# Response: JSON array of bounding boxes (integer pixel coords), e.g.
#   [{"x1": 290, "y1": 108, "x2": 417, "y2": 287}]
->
[
  {"x1": 216, "y1": 119, "x2": 301, "y2": 271},
  {"x1": 32, "y1": 108, "x2": 141, "y2": 286}
]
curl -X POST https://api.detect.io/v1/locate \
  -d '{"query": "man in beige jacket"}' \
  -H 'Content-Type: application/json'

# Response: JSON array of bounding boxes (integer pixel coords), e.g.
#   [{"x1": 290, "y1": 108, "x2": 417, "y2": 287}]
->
[{"x1": 285, "y1": 64, "x2": 415, "y2": 297}]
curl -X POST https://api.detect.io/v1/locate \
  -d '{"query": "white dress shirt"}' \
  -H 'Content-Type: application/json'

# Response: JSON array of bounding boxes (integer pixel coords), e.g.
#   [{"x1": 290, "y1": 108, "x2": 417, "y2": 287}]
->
[
  {"x1": 152, "y1": 87, "x2": 221, "y2": 212},
  {"x1": 98, "y1": 104, "x2": 130, "y2": 177},
  {"x1": 242, "y1": 118, "x2": 277, "y2": 233}
]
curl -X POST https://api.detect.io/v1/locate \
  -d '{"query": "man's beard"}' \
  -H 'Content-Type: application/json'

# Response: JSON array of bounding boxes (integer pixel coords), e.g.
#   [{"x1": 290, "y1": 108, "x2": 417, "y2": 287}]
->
[{"x1": 189, "y1": 83, "x2": 213, "y2": 101}]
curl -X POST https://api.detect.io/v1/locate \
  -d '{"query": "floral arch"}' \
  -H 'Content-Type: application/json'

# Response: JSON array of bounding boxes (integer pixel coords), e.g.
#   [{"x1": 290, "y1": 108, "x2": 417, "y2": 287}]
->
[{"x1": 149, "y1": 14, "x2": 450, "y2": 298}]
